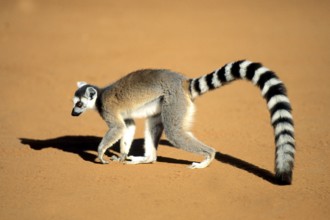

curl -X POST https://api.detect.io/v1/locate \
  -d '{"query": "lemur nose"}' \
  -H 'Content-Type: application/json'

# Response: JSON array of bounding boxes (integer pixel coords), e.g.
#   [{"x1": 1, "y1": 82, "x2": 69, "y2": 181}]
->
[{"x1": 71, "y1": 109, "x2": 81, "y2": 116}]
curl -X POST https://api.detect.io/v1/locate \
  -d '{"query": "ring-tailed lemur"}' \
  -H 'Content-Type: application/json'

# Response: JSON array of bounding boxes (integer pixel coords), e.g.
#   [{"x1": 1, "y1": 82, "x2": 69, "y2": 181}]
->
[{"x1": 71, "y1": 60, "x2": 295, "y2": 184}]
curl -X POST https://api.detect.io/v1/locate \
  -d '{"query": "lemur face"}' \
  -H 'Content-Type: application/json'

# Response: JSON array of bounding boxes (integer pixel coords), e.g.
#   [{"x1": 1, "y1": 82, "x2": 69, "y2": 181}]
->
[{"x1": 71, "y1": 82, "x2": 97, "y2": 117}]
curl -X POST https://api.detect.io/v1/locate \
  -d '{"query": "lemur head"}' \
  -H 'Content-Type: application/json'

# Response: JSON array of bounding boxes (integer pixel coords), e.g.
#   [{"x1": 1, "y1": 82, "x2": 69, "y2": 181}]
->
[{"x1": 71, "y1": 81, "x2": 98, "y2": 117}]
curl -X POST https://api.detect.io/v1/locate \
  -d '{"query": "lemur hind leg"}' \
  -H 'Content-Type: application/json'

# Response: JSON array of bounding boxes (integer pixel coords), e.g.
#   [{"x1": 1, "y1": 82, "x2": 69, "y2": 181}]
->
[
  {"x1": 162, "y1": 93, "x2": 216, "y2": 169},
  {"x1": 126, "y1": 114, "x2": 164, "y2": 164}
]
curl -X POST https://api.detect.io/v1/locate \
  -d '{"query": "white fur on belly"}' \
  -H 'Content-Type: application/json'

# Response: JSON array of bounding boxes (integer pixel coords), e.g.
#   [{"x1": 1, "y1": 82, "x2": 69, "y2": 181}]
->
[{"x1": 125, "y1": 98, "x2": 162, "y2": 119}]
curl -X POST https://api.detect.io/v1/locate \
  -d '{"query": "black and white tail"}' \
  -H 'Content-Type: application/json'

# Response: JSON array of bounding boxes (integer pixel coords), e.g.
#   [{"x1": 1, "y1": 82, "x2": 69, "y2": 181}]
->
[{"x1": 189, "y1": 60, "x2": 295, "y2": 184}]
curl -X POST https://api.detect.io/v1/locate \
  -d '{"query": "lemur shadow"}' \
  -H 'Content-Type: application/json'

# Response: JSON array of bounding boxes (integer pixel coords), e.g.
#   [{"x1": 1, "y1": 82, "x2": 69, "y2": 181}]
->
[
  {"x1": 214, "y1": 152, "x2": 283, "y2": 185},
  {"x1": 20, "y1": 136, "x2": 282, "y2": 185},
  {"x1": 19, "y1": 136, "x2": 192, "y2": 165}
]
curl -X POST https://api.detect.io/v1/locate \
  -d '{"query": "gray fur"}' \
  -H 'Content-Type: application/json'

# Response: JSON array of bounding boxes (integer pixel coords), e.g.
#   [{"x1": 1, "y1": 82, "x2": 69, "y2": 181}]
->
[{"x1": 72, "y1": 69, "x2": 215, "y2": 168}]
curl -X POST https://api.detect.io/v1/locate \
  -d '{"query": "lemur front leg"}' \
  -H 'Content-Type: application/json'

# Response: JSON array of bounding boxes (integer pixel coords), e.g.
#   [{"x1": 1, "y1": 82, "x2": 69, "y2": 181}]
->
[
  {"x1": 98, "y1": 118, "x2": 125, "y2": 164},
  {"x1": 116, "y1": 119, "x2": 136, "y2": 161},
  {"x1": 126, "y1": 114, "x2": 163, "y2": 164},
  {"x1": 110, "y1": 119, "x2": 135, "y2": 162}
]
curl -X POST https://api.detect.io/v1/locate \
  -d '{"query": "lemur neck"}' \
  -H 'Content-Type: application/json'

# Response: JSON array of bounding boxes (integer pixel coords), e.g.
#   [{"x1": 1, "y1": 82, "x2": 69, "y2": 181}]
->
[{"x1": 94, "y1": 86, "x2": 104, "y2": 116}]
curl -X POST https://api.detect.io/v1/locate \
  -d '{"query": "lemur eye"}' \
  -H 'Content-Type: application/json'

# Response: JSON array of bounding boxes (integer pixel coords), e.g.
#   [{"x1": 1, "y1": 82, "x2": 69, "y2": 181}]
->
[{"x1": 76, "y1": 101, "x2": 83, "y2": 108}]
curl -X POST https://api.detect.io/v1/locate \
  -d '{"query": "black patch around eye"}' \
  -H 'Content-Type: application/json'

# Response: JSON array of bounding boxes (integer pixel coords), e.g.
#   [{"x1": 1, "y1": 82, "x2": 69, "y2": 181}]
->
[
  {"x1": 89, "y1": 92, "x2": 95, "y2": 100},
  {"x1": 76, "y1": 101, "x2": 83, "y2": 108}
]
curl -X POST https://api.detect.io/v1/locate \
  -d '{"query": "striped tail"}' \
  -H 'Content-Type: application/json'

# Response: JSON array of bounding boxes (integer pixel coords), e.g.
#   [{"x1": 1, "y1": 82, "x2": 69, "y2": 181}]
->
[{"x1": 189, "y1": 60, "x2": 295, "y2": 184}]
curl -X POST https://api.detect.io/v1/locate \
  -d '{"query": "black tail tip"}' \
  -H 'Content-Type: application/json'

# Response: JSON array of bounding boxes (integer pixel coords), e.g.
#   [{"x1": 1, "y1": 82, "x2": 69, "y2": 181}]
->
[{"x1": 275, "y1": 171, "x2": 293, "y2": 185}]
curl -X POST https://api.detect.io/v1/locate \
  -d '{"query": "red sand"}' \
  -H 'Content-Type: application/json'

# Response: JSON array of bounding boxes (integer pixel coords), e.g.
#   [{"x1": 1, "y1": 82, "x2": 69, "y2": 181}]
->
[{"x1": 1, "y1": 0, "x2": 329, "y2": 219}]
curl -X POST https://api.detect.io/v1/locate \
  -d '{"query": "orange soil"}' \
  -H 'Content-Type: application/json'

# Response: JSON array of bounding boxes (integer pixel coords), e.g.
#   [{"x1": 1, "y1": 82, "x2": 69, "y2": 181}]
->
[{"x1": 1, "y1": 0, "x2": 329, "y2": 219}]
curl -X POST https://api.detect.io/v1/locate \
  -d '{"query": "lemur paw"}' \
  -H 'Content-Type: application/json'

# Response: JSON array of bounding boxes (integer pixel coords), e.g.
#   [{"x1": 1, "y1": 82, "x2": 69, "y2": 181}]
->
[
  {"x1": 188, "y1": 161, "x2": 209, "y2": 169},
  {"x1": 188, "y1": 162, "x2": 200, "y2": 169},
  {"x1": 110, "y1": 155, "x2": 120, "y2": 161},
  {"x1": 109, "y1": 154, "x2": 127, "y2": 162},
  {"x1": 120, "y1": 153, "x2": 128, "y2": 162},
  {"x1": 188, "y1": 153, "x2": 215, "y2": 169},
  {"x1": 100, "y1": 158, "x2": 110, "y2": 164},
  {"x1": 124, "y1": 156, "x2": 156, "y2": 164}
]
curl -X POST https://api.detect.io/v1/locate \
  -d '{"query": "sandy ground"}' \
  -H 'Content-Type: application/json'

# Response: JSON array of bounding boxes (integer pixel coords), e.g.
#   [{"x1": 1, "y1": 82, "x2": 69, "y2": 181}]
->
[{"x1": 1, "y1": 0, "x2": 330, "y2": 219}]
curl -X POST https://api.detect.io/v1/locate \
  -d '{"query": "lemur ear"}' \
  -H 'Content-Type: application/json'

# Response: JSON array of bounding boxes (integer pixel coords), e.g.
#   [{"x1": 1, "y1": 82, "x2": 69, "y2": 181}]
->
[
  {"x1": 86, "y1": 87, "x2": 97, "y2": 99},
  {"x1": 77, "y1": 81, "x2": 87, "y2": 88}
]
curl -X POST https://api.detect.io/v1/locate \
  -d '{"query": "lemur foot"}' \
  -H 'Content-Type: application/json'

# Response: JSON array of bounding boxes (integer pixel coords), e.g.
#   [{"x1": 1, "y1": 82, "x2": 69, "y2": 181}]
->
[
  {"x1": 188, "y1": 162, "x2": 208, "y2": 169},
  {"x1": 98, "y1": 151, "x2": 110, "y2": 164},
  {"x1": 188, "y1": 153, "x2": 215, "y2": 169},
  {"x1": 119, "y1": 153, "x2": 128, "y2": 162},
  {"x1": 99, "y1": 157, "x2": 110, "y2": 164},
  {"x1": 111, "y1": 154, "x2": 128, "y2": 162},
  {"x1": 124, "y1": 156, "x2": 156, "y2": 164}
]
